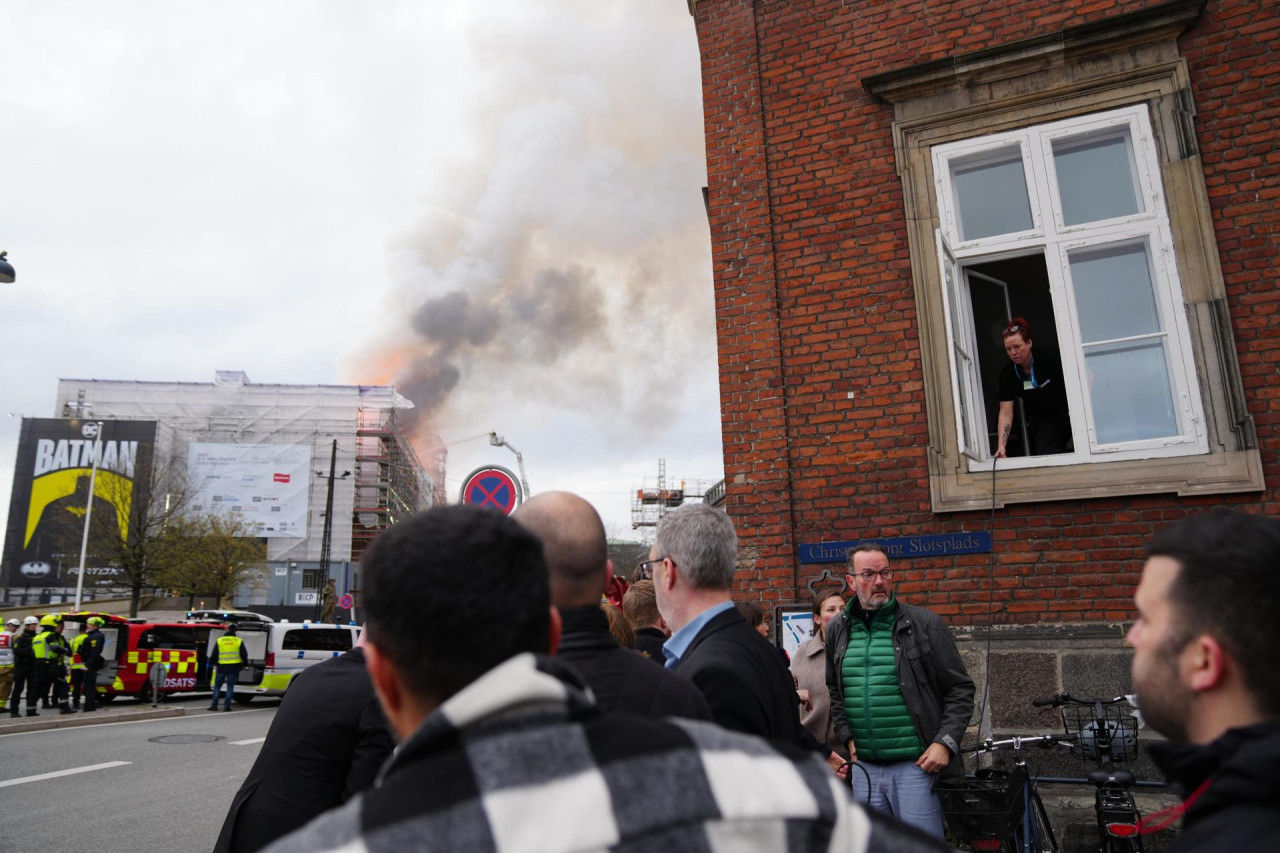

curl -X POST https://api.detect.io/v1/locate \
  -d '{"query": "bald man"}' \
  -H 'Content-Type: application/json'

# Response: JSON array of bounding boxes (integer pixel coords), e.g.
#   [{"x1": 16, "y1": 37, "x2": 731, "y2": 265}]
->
[{"x1": 514, "y1": 492, "x2": 710, "y2": 721}]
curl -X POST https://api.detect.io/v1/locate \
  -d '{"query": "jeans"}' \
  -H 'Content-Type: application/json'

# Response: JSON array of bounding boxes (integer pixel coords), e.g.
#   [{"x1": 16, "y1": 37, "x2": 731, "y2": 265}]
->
[
  {"x1": 211, "y1": 667, "x2": 240, "y2": 710},
  {"x1": 851, "y1": 760, "x2": 945, "y2": 838}
]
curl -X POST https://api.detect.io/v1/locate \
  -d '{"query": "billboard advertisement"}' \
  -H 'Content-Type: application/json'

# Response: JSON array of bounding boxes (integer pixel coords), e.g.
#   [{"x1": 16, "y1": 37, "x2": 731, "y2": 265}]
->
[
  {"x1": 1, "y1": 418, "x2": 157, "y2": 588},
  {"x1": 188, "y1": 443, "x2": 311, "y2": 538}
]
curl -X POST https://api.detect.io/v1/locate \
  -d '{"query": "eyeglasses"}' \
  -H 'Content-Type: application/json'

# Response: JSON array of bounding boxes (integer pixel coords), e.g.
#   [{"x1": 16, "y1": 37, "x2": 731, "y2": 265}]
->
[
  {"x1": 638, "y1": 557, "x2": 667, "y2": 579},
  {"x1": 856, "y1": 570, "x2": 893, "y2": 582}
]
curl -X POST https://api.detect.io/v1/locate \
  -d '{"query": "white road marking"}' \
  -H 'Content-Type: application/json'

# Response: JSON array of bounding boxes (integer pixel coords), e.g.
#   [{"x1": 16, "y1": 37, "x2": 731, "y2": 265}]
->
[
  {"x1": 0, "y1": 760, "x2": 131, "y2": 788},
  {"x1": 230, "y1": 737, "x2": 266, "y2": 745}
]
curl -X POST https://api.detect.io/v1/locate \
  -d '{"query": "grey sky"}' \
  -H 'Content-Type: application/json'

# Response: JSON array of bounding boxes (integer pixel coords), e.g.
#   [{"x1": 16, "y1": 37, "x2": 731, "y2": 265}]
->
[{"x1": 0, "y1": 1, "x2": 722, "y2": 546}]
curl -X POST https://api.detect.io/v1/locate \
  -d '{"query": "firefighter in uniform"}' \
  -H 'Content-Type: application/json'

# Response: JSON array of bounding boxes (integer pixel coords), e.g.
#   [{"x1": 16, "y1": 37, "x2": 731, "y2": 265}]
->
[
  {"x1": 69, "y1": 628, "x2": 89, "y2": 709},
  {"x1": 30, "y1": 614, "x2": 75, "y2": 715},
  {"x1": 79, "y1": 616, "x2": 107, "y2": 713},
  {"x1": 0, "y1": 618, "x2": 18, "y2": 713},
  {"x1": 210, "y1": 625, "x2": 248, "y2": 712},
  {"x1": 10, "y1": 616, "x2": 39, "y2": 717}
]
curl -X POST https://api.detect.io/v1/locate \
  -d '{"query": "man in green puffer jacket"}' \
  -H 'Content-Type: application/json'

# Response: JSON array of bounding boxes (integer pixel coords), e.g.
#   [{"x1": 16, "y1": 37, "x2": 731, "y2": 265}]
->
[{"x1": 825, "y1": 543, "x2": 975, "y2": 838}]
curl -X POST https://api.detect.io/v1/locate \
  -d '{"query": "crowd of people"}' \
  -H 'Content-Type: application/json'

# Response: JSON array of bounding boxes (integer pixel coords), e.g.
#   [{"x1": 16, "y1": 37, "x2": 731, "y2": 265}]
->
[
  {"x1": 1, "y1": 612, "x2": 106, "y2": 716},
  {"x1": 122, "y1": 498, "x2": 1280, "y2": 851}
]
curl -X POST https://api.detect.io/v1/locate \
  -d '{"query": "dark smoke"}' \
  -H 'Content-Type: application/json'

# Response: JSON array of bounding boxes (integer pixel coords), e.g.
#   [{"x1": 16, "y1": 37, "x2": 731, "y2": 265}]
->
[
  {"x1": 410, "y1": 292, "x2": 500, "y2": 350},
  {"x1": 508, "y1": 267, "x2": 605, "y2": 364},
  {"x1": 398, "y1": 266, "x2": 607, "y2": 426}
]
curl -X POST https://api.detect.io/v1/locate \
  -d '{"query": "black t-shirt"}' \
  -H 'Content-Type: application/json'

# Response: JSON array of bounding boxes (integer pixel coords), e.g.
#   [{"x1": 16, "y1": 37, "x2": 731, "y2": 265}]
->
[{"x1": 998, "y1": 347, "x2": 1070, "y2": 420}]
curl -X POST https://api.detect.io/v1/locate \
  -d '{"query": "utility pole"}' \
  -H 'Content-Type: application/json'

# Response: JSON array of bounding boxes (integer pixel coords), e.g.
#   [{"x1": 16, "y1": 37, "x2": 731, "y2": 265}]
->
[{"x1": 315, "y1": 439, "x2": 345, "y2": 621}]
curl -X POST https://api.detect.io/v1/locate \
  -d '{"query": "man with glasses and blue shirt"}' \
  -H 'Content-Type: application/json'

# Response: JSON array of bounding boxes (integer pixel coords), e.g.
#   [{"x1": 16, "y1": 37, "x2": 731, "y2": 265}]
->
[
  {"x1": 826, "y1": 544, "x2": 975, "y2": 838},
  {"x1": 649, "y1": 504, "x2": 846, "y2": 779}
]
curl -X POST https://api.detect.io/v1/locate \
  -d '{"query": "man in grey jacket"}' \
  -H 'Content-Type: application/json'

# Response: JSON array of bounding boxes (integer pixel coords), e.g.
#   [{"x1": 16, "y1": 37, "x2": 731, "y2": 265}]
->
[{"x1": 826, "y1": 544, "x2": 975, "y2": 838}]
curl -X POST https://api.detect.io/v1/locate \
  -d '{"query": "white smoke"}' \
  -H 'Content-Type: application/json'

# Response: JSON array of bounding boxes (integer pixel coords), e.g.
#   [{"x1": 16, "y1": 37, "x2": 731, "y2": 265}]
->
[{"x1": 346, "y1": 1, "x2": 715, "y2": 451}]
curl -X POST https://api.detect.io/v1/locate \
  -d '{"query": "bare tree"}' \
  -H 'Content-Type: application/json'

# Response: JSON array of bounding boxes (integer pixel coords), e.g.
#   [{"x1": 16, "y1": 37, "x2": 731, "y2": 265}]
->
[{"x1": 70, "y1": 444, "x2": 197, "y2": 616}]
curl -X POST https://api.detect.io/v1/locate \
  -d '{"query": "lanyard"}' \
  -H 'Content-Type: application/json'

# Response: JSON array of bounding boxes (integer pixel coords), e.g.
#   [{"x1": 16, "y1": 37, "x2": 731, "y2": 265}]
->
[{"x1": 1015, "y1": 357, "x2": 1039, "y2": 389}]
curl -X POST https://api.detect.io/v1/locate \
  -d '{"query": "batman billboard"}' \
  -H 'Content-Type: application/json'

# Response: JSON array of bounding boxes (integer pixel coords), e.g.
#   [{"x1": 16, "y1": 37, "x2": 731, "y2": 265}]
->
[{"x1": 1, "y1": 418, "x2": 157, "y2": 588}]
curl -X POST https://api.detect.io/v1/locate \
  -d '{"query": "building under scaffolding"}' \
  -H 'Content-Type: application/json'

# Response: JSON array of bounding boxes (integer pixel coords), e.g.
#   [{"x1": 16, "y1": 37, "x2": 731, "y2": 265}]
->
[{"x1": 48, "y1": 371, "x2": 442, "y2": 605}]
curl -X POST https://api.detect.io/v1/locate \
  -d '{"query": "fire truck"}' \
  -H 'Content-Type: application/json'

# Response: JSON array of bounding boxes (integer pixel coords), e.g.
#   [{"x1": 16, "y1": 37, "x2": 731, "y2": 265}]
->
[{"x1": 52, "y1": 612, "x2": 223, "y2": 702}]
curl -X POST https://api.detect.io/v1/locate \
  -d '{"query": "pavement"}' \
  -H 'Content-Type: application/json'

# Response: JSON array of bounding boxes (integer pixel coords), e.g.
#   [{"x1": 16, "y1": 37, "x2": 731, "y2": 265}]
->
[
  {"x1": 1, "y1": 698, "x2": 275, "y2": 853},
  {"x1": 0, "y1": 702, "x2": 185, "y2": 733}
]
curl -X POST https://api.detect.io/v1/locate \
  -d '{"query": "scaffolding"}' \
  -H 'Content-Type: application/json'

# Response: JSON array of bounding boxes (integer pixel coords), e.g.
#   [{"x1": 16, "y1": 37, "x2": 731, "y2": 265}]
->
[
  {"x1": 351, "y1": 405, "x2": 443, "y2": 562},
  {"x1": 631, "y1": 459, "x2": 712, "y2": 528}
]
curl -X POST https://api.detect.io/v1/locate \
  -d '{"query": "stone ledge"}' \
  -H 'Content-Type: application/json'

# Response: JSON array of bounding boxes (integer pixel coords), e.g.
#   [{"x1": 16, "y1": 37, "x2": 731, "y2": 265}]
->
[{"x1": 0, "y1": 706, "x2": 184, "y2": 734}]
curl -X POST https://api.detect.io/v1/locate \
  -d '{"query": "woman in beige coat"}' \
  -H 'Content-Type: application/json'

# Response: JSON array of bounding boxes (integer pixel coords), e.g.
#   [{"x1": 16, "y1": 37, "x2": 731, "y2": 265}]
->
[{"x1": 791, "y1": 587, "x2": 848, "y2": 758}]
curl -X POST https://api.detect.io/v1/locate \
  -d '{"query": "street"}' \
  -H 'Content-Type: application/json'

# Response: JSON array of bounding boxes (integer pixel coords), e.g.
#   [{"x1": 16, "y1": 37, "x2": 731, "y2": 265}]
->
[{"x1": 0, "y1": 694, "x2": 282, "y2": 852}]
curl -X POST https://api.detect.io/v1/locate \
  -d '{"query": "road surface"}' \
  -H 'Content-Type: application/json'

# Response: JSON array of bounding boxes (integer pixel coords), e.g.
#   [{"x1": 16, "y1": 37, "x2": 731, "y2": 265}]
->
[{"x1": 0, "y1": 695, "x2": 281, "y2": 852}]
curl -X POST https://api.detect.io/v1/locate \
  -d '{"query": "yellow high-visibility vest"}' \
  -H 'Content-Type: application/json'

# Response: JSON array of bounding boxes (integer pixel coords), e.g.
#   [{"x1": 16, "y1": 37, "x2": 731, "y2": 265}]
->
[
  {"x1": 216, "y1": 635, "x2": 244, "y2": 665},
  {"x1": 32, "y1": 630, "x2": 52, "y2": 660},
  {"x1": 70, "y1": 633, "x2": 88, "y2": 670}
]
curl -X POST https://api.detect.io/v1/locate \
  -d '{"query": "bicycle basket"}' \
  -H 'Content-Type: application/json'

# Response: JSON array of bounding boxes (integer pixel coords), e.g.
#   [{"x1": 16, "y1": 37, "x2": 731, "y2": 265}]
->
[
  {"x1": 936, "y1": 766, "x2": 1028, "y2": 843},
  {"x1": 1061, "y1": 704, "x2": 1139, "y2": 763}
]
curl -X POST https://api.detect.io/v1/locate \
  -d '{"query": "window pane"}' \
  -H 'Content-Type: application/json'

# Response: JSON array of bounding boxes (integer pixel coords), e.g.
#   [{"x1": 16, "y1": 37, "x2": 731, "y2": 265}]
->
[
  {"x1": 1053, "y1": 130, "x2": 1142, "y2": 225},
  {"x1": 1084, "y1": 339, "x2": 1178, "y2": 444},
  {"x1": 952, "y1": 147, "x2": 1033, "y2": 240},
  {"x1": 1069, "y1": 243, "x2": 1160, "y2": 343},
  {"x1": 283, "y1": 629, "x2": 352, "y2": 651}
]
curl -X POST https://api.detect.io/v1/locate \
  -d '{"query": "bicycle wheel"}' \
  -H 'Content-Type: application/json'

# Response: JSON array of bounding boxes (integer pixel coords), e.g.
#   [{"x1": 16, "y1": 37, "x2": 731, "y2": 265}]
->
[{"x1": 1028, "y1": 787, "x2": 1058, "y2": 853}]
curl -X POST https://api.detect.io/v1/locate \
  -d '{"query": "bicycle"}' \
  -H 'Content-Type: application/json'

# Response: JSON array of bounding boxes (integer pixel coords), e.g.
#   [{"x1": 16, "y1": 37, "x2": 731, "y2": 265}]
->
[
  {"x1": 941, "y1": 693, "x2": 1165, "y2": 852},
  {"x1": 937, "y1": 732, "x2": 1072, "y2": 852},
  {"x1": 1030, "y1": 693, "x2": 1160, "y2": 853}
]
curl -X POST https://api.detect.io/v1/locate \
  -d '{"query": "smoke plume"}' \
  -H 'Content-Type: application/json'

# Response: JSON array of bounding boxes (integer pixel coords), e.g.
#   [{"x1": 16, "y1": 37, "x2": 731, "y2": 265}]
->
[{"x1": 347, "y1": 2, "x2": 714, "y2": 453}]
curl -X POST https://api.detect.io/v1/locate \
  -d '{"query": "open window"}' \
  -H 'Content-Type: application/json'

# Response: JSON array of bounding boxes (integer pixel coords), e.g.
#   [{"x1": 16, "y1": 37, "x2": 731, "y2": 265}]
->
[
  {"x1": 932, "y1": 106, "x2": 1207, "y2": 470},
  {"x1": 863, "y1": 3, "x2": 1264, "y2": 510}
]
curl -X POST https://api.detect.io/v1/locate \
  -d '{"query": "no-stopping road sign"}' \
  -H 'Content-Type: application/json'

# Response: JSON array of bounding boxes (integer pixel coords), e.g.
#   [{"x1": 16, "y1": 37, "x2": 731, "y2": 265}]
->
[{"x1": 460, "y1": 465, "x2": 524, "y2": 515}]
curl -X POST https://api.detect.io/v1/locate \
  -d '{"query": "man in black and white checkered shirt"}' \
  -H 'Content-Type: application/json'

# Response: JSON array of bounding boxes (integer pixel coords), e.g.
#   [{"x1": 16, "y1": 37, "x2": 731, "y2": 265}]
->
[{"x1": 263, "y1": 505, "x2": 949, "y2": 853}]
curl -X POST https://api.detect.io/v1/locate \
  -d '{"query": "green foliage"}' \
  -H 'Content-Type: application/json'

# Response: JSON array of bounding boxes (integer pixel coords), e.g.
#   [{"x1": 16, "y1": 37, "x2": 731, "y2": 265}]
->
[{"x1": 151, "y1": 513, "x2": 268, "y2": 601}]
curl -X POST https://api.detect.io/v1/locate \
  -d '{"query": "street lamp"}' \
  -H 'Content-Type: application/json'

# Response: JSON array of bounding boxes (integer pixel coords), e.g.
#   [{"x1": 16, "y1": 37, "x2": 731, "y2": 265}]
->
[
  {"x1": 488, "y1": 432, "x2": 531, "y2": 499},
  {"x1": 0, "y1": 251, "x2": 15, "y2": 283},
  {"x1": 73, "y1": 420, "x2": 105, "y2": 610}
]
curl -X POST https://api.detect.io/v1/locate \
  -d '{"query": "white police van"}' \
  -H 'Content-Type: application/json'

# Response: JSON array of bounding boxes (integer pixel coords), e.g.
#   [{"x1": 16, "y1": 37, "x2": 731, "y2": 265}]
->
[{"x1": 207, "y1": 620, "x2": 360, "y2": 704}]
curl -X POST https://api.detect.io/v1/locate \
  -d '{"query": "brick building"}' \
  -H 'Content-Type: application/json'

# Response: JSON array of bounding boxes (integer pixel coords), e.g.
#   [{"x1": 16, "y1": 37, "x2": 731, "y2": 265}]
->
[{"x1": 688, "y1": 0, "x2": 1277, "y2": 741}]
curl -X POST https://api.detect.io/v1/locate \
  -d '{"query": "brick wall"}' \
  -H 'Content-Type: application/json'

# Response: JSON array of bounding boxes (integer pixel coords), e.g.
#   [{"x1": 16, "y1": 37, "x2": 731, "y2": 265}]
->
[{"x1": 693, "y1": 0, "x2": 1280, "y2": 623}]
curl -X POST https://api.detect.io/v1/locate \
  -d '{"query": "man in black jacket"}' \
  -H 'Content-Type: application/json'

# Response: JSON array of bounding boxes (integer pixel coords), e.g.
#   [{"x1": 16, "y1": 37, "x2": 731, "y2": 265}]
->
[
  {"x1": 1129, "y1": 511, "x2": 1280, "y2": 852},
  {"x1": 214, "y1": 642, "x2": 394, "y2": 853},
  {"x1": 649, "y1": 504, "x2": 843, "y2": 776},
  {"x1": 8, "y1": 617, "x2": 39, "y2": 717},
  {"x1": 78, "y1": 616, "x2": 107, "y2": 713},
  {"x1": 514, "y1": 491, "x2": 711, "y2": 721}
]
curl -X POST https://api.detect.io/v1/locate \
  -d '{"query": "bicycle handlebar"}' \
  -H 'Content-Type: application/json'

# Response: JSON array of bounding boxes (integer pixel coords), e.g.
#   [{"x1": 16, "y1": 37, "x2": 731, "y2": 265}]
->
[
  {"x1": 961, "y1": 733, "x2": 1077, "y2": 754},
  {"x1": 1031, "y1": 692, "x2": 1130, "y2": 708}
]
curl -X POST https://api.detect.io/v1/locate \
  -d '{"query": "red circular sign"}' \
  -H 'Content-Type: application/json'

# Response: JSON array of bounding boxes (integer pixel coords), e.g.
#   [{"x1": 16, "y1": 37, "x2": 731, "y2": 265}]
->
[
  {"x1": 460, "y1": 466, "x2": 523, "y2": 515},
  {"x1": 338, "y1": 594, "x2": 354, "y2": 610}
]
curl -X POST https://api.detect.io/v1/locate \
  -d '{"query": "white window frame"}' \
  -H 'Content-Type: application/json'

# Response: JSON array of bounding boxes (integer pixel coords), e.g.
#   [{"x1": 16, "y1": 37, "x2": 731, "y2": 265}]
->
[{"x1": 931, "y1": 105, "x2": 1207, "y2": 470}]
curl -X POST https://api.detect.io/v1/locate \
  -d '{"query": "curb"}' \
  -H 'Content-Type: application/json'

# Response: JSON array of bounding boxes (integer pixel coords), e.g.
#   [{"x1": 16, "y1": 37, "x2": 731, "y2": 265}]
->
[{"x1": 0, "y1": 706, "x2": 185, "y2": 734}]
